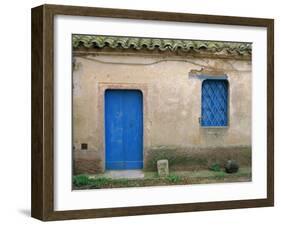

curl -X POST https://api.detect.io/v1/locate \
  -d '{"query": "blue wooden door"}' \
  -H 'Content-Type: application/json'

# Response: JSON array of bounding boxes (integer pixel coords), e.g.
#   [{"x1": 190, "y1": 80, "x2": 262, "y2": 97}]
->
[{"x1": 105, "y1": 90, "x2": 143, "y2": 170}]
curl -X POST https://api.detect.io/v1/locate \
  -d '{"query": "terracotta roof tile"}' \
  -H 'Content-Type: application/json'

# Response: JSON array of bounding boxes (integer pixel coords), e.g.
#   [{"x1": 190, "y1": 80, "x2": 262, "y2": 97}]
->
[{"x1": 73, "y1": 35, "x2": 252, "y2": 56}]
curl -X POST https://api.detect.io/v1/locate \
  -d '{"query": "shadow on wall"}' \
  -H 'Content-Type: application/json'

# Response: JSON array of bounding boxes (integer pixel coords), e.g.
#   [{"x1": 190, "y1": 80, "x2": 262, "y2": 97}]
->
[
  {"x1": 74, "y1": 158, "x2": 103, "y2": 175},
  {"x1": 73, "y1": 146, "x2": 251, "y2": 174},
  {"x1": 144, "y1": 146, "x2": 251, "y2": 171}
]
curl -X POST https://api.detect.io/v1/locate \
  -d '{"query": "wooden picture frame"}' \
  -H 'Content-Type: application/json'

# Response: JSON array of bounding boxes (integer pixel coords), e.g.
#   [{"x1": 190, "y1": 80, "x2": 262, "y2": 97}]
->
[{"x1": 31, "y1": 4, "x2": 274, "y2": 221}]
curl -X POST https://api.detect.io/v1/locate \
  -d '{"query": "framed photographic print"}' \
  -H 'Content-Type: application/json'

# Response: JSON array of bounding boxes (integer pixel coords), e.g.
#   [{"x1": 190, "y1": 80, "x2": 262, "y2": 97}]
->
[{"x1": 31, "y1": 4, "x2": 274, "y2": 221}]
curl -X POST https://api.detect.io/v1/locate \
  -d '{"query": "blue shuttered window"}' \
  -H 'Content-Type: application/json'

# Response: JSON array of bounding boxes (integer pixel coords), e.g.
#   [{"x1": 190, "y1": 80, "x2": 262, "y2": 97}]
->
[{"x1": 201, "y1": 79, "x2": 228, "y2": 127}]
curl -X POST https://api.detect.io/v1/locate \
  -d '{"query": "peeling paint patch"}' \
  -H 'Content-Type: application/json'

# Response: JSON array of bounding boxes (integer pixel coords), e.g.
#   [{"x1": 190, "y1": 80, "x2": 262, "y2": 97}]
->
[{"x1": 189, "y1": 68, "x2": 228, "y2": 80}]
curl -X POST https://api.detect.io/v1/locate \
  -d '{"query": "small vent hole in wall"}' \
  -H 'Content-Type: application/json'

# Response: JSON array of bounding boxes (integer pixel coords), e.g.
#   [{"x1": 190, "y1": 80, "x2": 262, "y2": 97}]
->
[{"x1": 81, "y1": 143, "x2": 88, "y2": 150}]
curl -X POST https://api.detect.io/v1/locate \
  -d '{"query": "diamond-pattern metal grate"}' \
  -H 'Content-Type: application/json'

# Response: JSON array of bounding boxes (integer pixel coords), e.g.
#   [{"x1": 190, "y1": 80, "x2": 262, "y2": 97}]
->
[{"x1": 201, "y1": 79, "x2": 228, "y2": 127}]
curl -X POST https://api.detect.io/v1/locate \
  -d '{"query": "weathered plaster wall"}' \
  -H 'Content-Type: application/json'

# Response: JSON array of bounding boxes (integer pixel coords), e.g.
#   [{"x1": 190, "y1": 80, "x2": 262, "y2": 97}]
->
[{"x1": 73, "y1": 52, "x2": 251, "y2": 174}]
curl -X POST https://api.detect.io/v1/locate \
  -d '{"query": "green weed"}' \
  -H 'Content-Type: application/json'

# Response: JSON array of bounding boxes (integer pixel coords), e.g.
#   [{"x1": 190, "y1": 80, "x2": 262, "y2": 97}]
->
[
  {"x1": 209, "y1": 163, "x2": 221, "y2": 172},
  {"x1": 165, "y1": 175, "x2": 181, "y2": 183}
]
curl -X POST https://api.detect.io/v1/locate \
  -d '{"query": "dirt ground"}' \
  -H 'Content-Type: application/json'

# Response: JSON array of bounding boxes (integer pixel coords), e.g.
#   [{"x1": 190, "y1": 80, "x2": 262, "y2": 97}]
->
[{"x1": 73, "y1": 167, "x2": 251, "y2": 190}]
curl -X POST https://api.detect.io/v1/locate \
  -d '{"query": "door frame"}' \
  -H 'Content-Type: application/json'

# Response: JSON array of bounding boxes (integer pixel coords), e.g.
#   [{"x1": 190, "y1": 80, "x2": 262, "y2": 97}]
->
[{"x1": 97, "y1": 82, "x2": 149, "y2": 172}]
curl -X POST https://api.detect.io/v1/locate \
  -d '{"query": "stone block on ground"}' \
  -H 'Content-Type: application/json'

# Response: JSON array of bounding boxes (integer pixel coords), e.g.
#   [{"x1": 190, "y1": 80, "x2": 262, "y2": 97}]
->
[{"x1": 157, "y1": 159, "x2": 169, "y2": 177}]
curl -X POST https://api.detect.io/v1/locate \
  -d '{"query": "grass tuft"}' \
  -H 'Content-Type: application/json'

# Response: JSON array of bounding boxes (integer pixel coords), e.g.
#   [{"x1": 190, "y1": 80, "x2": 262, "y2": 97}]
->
[
  {"x1": 165, "y1": 174, "x2": 181, "y2": 183},
  {"x1": 73, "y1": 174, "x2": 90, "y2": 186},
  {"x1": 209, "y1": 163, "x2": 221, "y2": 172}
]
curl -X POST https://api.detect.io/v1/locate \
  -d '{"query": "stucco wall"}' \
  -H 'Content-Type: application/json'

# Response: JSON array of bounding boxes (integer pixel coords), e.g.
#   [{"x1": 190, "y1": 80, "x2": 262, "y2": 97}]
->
[{"x1": 73, "y1": 52, "x2": 251, "y2": 174}]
